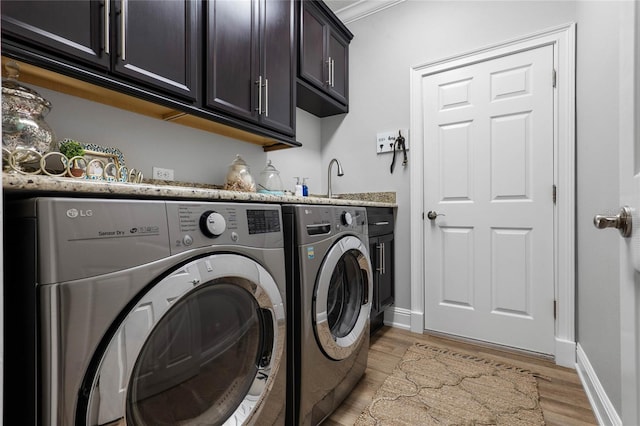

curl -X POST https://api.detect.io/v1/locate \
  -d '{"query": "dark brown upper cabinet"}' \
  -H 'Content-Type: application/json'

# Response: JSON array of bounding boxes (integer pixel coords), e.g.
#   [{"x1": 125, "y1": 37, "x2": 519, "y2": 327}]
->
[
  {"x1": 113, "y1": 0, "x2": 200, "y2": 102},
  {"x1": 1, "y1": 1, "x2": 110, "y2": 69},
  {"x1": 206, "y1": 0, "x2": 295, "y2": 136},
  {"x1": 297, "y1": 0, "x2": 353, "y2": 117},
  {"x1": 1, "y1": 0, "x2": 200, "y2": 102},
  {"x1": 1, "y1": 0, "x2": 300, "y2": 149}
]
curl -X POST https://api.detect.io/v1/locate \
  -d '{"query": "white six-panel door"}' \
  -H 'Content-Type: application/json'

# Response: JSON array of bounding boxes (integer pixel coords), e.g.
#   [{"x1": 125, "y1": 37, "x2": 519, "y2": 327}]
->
[{"x1": 423, "y1": 44, "x2": 555, "y2": 355}]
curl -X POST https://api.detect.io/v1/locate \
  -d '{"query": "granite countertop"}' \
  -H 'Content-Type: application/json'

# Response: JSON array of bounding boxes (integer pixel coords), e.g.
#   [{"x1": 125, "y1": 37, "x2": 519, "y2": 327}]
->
[{"x1": 2, "y1": 172, "x2": 397, "y2": 208}]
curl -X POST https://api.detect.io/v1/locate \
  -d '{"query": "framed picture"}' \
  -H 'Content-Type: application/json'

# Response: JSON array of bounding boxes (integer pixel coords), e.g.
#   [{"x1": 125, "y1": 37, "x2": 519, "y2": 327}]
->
[
  {"x1": 59, "y1": 139, "x2": 128, "y2": 182},
  {"x1": 81, "y1": 142, "x2": 126, "y2": 170}
]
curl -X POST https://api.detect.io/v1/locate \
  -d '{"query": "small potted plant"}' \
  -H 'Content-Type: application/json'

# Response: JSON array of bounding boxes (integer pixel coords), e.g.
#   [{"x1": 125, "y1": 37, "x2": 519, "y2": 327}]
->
[{"x1": 58, "y1": 139, "x2": 86, "y2": 177}]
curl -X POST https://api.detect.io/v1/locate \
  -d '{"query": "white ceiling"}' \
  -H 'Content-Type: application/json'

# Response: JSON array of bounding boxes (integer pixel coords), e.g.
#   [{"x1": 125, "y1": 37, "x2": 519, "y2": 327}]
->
[{"x1": 324, "y1": 0, "x2": 406, "y2": 24}]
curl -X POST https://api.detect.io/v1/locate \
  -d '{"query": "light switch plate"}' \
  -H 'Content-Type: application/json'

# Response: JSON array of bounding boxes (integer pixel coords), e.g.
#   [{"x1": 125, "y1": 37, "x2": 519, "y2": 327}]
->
[{"x1": 376, "y1": 129, "x2": 409, "y2": 154}]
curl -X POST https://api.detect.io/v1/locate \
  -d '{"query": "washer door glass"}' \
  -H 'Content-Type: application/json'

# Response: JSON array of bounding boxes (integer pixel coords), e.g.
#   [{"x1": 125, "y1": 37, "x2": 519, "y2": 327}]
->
[
  {"x1": 327, "y1": 250, "x2": 364, "y2": 338},
  {"x1": 83, "y1": 254, "x2": 285, "y2": 426},
  {"x1": 314, "y1": 236, "x2": 373, "y2": 361}
]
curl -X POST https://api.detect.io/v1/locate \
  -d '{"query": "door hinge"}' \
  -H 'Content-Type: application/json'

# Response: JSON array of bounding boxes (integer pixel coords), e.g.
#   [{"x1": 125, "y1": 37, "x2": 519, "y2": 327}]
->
[
  {"x1": 552, "y1": 69, "x2": 557, "y2": 88},
  {"x1": 552, "y1": 184, "x2": 557, "y2": 204},
  {"x1": 553, "y1": 300, "x2": 557, "y2": 320}
]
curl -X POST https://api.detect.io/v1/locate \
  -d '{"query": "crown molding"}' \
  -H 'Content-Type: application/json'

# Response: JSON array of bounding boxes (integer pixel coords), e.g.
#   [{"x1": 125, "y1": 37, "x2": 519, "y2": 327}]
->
[{"x1": 331, "y1": 0, "x2": 406, "y2": 24}]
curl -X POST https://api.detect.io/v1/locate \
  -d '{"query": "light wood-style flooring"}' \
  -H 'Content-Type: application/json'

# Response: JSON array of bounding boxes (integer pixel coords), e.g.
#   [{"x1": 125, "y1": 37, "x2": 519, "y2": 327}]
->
[{"x1": 325, "y1": 326, "x2": 598, "y2": 426}]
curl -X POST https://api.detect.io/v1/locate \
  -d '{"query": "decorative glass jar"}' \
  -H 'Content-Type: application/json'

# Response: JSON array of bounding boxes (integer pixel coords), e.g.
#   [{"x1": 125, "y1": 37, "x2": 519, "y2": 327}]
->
[
  {"x1": 2, "y1": 61, "x2": 56, "y2": 160},
  {"x1": 224, "y1": 154, "x2": 256, "y2": 192},
  {"x1": 258, "y1": 160, "x2": 284, "y2": 195}
]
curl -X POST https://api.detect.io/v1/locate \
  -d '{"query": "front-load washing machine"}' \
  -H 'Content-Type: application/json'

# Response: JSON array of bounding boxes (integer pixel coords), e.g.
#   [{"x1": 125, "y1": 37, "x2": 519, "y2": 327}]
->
[
  {"x1": 4, "y1": 197, "x2": 287, "y2": 426},
  {"x1": 283, "y1": 205, "x2": 372, "y2": 426}
]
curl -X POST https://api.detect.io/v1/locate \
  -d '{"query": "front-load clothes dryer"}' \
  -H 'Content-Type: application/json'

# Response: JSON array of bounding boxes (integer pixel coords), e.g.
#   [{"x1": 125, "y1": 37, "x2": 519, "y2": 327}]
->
[
  {"x1": 4, "y1": 197, "x2": 287, "y2": 426},
  {"x1": 283, "y1": 205, "x2": 372, "y2": 426}
]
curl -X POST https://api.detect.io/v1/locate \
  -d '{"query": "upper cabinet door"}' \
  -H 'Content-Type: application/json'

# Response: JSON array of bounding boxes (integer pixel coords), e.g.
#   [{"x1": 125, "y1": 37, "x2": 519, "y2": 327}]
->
[
  {"x1": 297, "y1": 0, "x2": 353, "y2": 117},
  {"x1": 260, "y1": 0, "x2": 295, "y2": 136},
  {"x1": 327, "y1": 29, "x2": 348, "y2": 106},
  {"x1": 206, "y1": 0, "x2": 294, "y2": 136},
  {"x1": 299, "y1": 3, "x2": 327, "y2": 91},
  {"x1": 114, "y1": 0, "x2": 200, "y2": 102},
  {"x1": 1, "y1": 0, "x2": 110, "y2": 69},
  {"x1": 205, "y1": 0, "x2": 258, "y2": 121}
]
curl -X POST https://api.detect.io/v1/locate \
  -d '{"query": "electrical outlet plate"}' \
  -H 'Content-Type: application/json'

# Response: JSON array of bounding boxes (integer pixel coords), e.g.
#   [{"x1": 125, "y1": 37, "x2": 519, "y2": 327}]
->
[
  {"x1": 376, "y1": 129, "x2": 409, "y2": 154},
  {"x1": 152, "y1": 166, "x2": 174, "y2": 180}
]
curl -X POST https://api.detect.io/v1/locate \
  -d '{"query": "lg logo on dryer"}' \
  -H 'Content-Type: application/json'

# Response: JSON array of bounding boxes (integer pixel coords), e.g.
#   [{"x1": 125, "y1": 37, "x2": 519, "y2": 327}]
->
[{"x1": 66, "y1": 208, "x2": 93, "y2": 218}]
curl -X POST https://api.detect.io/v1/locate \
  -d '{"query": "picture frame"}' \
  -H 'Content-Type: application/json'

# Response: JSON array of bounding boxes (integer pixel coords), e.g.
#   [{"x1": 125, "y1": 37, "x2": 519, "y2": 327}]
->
[{"x1": 59, "y1": 139, "x2": 128, "y2": 182}]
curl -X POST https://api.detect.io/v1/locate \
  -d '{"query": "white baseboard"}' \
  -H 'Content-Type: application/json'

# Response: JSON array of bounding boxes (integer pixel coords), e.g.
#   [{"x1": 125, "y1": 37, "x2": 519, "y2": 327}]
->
[
  {"x1": 384, "y1": 308, "x2": 577, "y2": 370},
  {"x1": 576, "y1": 343, "x2": 622, "y2": 426},
  {"x1": 383, "y1": 306, "x2": 412, "y2": 330},
  {"x1": 555, "y1": 337, "x2": 576, "y2": 369}
]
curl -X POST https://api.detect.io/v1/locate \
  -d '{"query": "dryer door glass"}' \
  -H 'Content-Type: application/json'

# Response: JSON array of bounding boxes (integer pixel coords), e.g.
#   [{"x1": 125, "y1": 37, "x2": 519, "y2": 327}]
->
[
  {"x1": 82, "y1": 254, "x2": 285, "y2": 426},
  {"x1": 126, "y1": 283, "x2": 264, "y2": 425}
]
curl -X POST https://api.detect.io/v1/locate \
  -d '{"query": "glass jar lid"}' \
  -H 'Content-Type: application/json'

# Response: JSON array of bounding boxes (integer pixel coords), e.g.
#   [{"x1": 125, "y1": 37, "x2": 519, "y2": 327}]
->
[{"x1": 2, "y1": 61, "x2": 52, "y2": 115}]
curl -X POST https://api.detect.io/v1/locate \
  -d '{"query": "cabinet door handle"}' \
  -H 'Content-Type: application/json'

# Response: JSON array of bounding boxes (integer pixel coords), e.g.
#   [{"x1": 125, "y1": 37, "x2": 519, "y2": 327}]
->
[
  {"x1": 120, "y1": 0, "x2": 126, "y2": 61},
  {"x1": 264, "y1": 78, "x2": 269, "y2": 117},
  {"x1": 104, "y1": 0, "x2": 110, "y2": 55},
  {"x1": 380, "y1": 242, "x2": 385, "y2": 275},
  {"x1": 255, "y1": 75, "x2": 263, "y2": 115},
  {"x1": 376, "y1": 243, "x2": 383, "y2": 274},
  {"x1": 373, "y1": 221, "x2": 389, "y2": 226},
  {"x1": 326, "y1": 56, "x2": 332, "y2": 85},
  {"x1": 331, "y1": 59, "x2": 335, "y2": 87}
]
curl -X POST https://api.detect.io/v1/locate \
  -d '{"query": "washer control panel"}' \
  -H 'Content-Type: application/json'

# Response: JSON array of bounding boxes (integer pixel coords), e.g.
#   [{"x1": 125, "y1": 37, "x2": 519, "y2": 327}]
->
[
  {"x1": 295, "y1": 205, "x2": 367, "y2": 244},
  {"x1": 335, "y1": 207, "x2": 367, "y2": 231},
  {"x1": 166, "y1": 201, "x2": 283, "y2": 253}
]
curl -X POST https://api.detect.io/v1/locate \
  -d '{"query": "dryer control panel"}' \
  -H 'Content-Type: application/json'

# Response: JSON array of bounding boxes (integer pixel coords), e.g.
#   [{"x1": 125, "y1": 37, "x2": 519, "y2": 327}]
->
[{"x1": 166, "y1": 201, "x2": 283, "y2": 253}]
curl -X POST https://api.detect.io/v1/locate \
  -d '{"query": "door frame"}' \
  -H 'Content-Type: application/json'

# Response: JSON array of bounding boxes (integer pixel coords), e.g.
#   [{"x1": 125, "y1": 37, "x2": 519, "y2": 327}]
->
[{"x1": 409, "y1": 23, "x2": 576, "y2": 367}]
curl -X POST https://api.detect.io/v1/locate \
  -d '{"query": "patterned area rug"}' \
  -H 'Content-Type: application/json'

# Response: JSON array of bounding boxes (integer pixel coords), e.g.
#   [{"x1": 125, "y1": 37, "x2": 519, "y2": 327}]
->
[{"x1": 355, "y1": 343, "x2": 545, "y2": 425}]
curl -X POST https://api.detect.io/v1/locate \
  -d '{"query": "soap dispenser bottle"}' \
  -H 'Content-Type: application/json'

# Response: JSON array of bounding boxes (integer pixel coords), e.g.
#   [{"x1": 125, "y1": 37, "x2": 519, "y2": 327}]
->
[
  {"x1": 302, "y1": 177, "x2": 309, "y2": 197},
  {"x1": 294, "y1": 177, "x2": 303, "y2": 196}
]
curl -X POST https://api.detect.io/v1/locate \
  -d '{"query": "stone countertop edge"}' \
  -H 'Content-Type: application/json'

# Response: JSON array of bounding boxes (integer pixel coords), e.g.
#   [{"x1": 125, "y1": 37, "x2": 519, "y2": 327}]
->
[{"x1": 2, "y1": 173, "x2": 397, "y2": 208}]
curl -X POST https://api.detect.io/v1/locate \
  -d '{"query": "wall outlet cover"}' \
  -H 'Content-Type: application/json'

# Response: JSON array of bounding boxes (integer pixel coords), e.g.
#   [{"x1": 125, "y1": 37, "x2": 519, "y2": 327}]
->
[{"x1": 152, "y1": 166, "x2": 174, "y2": 180}]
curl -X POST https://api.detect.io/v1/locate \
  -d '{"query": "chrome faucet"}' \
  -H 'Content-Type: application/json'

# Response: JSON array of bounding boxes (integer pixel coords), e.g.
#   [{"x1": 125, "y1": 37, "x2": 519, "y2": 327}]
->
[{"x1": 327, "y1": 158, "x2": 344, "y2": 198}]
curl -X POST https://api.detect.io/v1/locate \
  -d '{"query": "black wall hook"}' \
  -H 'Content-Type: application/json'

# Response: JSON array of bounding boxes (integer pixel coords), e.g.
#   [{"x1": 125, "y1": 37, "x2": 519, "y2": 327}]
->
[{"x1": 390, "y1": 130, "x2": 407, "y2": 173}]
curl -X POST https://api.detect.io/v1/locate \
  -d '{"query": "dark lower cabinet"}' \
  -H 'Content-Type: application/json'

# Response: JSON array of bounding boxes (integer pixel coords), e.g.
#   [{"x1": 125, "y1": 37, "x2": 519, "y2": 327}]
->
[
  {"x1": 205, "y1": 0, "x2": 295, "y2": 136},
  {"x1": 367, "y1": 207, "x2": 395, "y2": 335}
]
